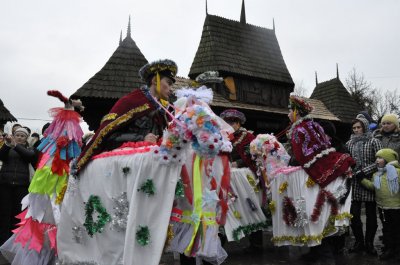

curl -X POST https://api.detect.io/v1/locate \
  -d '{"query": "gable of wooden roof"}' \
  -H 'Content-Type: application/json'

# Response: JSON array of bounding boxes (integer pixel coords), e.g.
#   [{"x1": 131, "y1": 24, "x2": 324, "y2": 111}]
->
[
  {"x1": 0, "y1": 98, "x2": 17, "y2": 123},
  {"x1": 310, "y1": 77, "x2": 362, "y2": 123},
  {"x1": 72, "y1": 29, "x2": 148, "y2": 100},
  {"x1": 189, "y1": 14, "x2": 293, "y2": 85}
]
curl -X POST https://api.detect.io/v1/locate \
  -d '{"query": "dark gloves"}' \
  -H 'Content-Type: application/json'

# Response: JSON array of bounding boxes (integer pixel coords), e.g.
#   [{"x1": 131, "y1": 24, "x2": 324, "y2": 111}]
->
[{"x1": 354, "y1": 170, "x2": 366, "y2": 182}]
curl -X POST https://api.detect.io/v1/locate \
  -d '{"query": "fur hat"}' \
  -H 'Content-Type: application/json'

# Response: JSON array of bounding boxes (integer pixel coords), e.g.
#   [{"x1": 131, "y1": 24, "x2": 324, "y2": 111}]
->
[
  {"x1": 381, "y1": 114, "x2": 399, "y2": 129},
  {"x1": 288, "y1": 94, "x2": 314, "y2": 116},
  {"x1": 220, "y1": 109, "x2": 246, "y2": 124},
  {"x1": 139, "y1": 59, "x2": 177, "y2": 83},
  {"x1": 14, "y1": 127, "x2": 29, "y2": 137},
  {"x1": 376, "y1": 148, "x2": 399, "y2": 163}
]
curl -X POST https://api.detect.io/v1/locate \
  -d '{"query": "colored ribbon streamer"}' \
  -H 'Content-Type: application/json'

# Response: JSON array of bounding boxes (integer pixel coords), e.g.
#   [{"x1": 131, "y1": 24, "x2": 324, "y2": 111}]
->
[
  {"x1": 156, "y1": 72, "x2": 169, "y2": 107},
  {"x1": 184, "y1": 155, "x2": 203, "y2": 255}
]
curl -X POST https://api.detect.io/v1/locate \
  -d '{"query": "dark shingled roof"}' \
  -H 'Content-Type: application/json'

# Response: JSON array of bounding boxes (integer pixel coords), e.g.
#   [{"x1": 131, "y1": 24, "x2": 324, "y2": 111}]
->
[
  {"x1": 310, "y1": 77, "x2": 362, "y2": 123},
  {"x1": 72, "y1": 34, "x2": 148, "y2": 99},
  {"x1": 189, "y1": 14, "x2": 293, "y2": 85},
  {"x1": 0, "y1": 98, "x2": 17, "y2": 124}
]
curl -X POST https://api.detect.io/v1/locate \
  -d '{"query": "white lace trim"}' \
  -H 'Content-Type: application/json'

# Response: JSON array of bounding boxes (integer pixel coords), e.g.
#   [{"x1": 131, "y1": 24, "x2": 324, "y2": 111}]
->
[{"x1": 303, "y1": 147, "x2": 336, "y2": 168}]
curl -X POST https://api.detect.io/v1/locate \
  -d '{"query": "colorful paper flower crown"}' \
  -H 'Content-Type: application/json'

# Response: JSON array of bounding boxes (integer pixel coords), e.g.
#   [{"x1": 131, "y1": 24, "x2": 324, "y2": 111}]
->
[
  {"x1": 288, "y1": 94, "x2": 313, "y2": 115},
  {"x1": 139, "y1": 59, "x2": 178, "y2": 83}
]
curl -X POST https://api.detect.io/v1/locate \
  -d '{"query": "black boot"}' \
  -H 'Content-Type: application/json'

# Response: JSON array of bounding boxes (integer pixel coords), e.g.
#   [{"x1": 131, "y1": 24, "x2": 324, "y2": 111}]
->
[
  {"x1": 365, "y1": 243, "x2": 377, "y2": 256},
  {"x1": 348, "y1": 241, "x2": 364, "y2": 253}
]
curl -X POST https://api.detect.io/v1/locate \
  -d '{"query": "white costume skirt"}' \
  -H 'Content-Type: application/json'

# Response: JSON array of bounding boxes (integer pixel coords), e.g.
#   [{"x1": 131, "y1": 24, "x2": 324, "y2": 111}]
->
[
  {"x1": 270, "y1": 167, "x2": 351, "y2": 247},
  {"x1": 224, "y1": 168, "x2": 267, "y2": 242},
  {"x1": 57, "y1": 147, "x2": 181, "y2": 265}
]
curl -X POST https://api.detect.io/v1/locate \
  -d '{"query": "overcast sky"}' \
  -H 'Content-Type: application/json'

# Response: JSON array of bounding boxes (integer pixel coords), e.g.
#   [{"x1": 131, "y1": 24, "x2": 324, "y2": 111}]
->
[{"x1": 1, "y1": 0, "x2": 399, "y2": 133}]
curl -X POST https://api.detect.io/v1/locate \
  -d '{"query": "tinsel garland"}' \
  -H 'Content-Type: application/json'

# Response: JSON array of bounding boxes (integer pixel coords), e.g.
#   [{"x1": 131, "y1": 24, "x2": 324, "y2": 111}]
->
[
  {"x1": 55, "y1": 183, "x2": 68, "y2": 204},
  {"x1": 234, "y1": 211, "x2": 242, "y2": 219},
  {"x1": 175, "y1": 179, "x2": 185, "y2": 198},
  {"x1": 232, "y1": 221, "x2": 271, "y2": 241},
  {"x1": 282, "y1": 196, "x2": 297, "y2": 226},
  {"x1": 272, "y1": 213, "x2": 352, "y2": 245},
  {"x1": 246, "y1": 174, "x2": 259, "y2": 193},
  {"x1": 279, "y1": 181, "x2": 288, "y2": 194},
  {"x1": 138, "y1": 179, "x2": 156, "y2": 196},
  {"x1": 136, "y1": 225, "x2": 150, "y2": 246},
  {"x1": 269, "y1": 200, "x2": 276, "y2": 215},
  {"x1": 164, "y1": 224, "x2": 174, "y2": 250},
  {"x1": 310, "y1": 190, "x2": 339, "y2": 222},
  {"x1": 306, "y1": 177, "x2": 315, "y2": 188},
  {"x1": 84, "y1": 195, "x2": 111, "y2": 237}
]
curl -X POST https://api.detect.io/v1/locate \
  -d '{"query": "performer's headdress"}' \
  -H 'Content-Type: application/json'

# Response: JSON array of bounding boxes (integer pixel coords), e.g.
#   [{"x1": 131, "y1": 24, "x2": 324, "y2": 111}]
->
[
  {"x1": 139, "y1": 59, "x2": 177, "y2": 107},
  {"x1": 195, "y1": 71, "x2": 223, "y2": 84},
  {"x1": 220, "y1": 109, "x2": 246, "y2": 124},
  {"x1": 288, "y1": 94, "x2": 313, "y2": 120}
]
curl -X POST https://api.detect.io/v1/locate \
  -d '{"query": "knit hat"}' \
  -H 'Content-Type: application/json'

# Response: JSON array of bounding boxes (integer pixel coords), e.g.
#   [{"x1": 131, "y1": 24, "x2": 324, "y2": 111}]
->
[
  {"x1": 376, "y1": 148, "x2": 399, "y2": 163},
  {"x1": 354, "y1": 116, "x2": 369, "y2": 132},
  {"x1": 14, "y1": 127, "x2": 30, "y2": 137},
  {"x1": 381, "y1": 114, "x2": 399, "y2": 128}
]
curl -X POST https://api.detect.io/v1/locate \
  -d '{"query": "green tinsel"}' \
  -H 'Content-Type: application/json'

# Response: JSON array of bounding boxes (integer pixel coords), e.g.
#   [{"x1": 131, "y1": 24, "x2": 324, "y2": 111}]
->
[
  {"x1": 122, "y1": 166, "x2": 131, "y2": 176},
  {"x1": 175, "y1": 179, "x2": 184, "y2": 198},
  {"x1": 84, "y1": 195, "x2": 111, "y2": 237},
  {"x1": 138, "y1": 179, "x2": 156, "y2": 196},
  {"x1": 232, "y1": 221, "x2": 271, "y2": 241},
  {"x1": 136, "y1": 225, "x2": 151, "y2": 246}
]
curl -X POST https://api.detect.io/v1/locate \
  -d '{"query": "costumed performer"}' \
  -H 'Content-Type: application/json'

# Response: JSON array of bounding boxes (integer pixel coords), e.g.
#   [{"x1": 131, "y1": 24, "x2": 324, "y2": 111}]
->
[
  {"x1": 219, "y1": 109, "x2": 267, "y2": 251},
  {"x1": 56, "y1": 59, "x2": 184, "y2": 265},
  {"x1": 0, "y1": 90, "x2": 84, "y2": 265}
]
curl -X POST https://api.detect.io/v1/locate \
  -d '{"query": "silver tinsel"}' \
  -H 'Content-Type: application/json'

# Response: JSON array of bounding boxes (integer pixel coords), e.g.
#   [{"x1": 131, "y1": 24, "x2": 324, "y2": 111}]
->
[
  {"x1": 56, "y1": 260, "x2": 97, "y2": 265},
  {"x1": 333, "y1": 184, "x2": 348, "y2": 201},
  {"x1": 111, "y1": 192, "x2": 129, "y2": 231},
  {"x1": 293, "y1": 197, "x2": 309, "y2": 228},
  {"x1": 67, "y1": 176, "x2": 79, "y2": 196},
  {"x1": 72, "y1": 226, "x2": 85, "y2": 244}
]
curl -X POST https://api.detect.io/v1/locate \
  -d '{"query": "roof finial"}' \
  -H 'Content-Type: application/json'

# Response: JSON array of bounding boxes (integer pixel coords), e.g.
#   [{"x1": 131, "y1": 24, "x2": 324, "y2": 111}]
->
[
  {"x1": 336, "y1": 63, "x2": 339, "y2": 79},
  {"x1": 273, "y1": 18, "x2": 275, "y2": 32},
  {"x1": 240, "y1": 0, "x2": 246, "y2": 24},
  {"x1": 119, "y1": 30, "x2": 122, "y2": 45},
  {"x1": 315, "y1": 71, "x2": 318, "y2": 85},
  {"x1": 206, "y1": 0, "x2": 208, "y2": 15},
  {"x1": 127, "y1": 15, "x2": 131, "y2": 38}
]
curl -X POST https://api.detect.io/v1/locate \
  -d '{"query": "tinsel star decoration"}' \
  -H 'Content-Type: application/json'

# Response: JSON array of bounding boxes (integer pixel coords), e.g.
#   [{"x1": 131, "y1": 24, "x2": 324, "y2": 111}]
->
[
  {"x1": 83, "y1": 195, "x2": 111, "y2": 237},
  {"x1": 138, "y1": 179, "x2": 156, "y2": 196},
  {"x1": 136, "y1": 225, "x2": 151, "y2": 246},
  {"x1": 111, "y1": 192, "x2": 129, "y2": 231}
]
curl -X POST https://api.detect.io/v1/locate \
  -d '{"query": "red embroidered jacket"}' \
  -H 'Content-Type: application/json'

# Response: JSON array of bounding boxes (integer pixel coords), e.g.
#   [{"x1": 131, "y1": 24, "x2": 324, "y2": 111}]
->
[{"x1": 289, "y1": 117, "x2": 355, "y2": 187}]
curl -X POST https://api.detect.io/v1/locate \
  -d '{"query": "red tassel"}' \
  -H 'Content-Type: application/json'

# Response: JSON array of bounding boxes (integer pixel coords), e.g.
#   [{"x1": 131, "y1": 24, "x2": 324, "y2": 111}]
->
[{"x1": 47, "y1": 90, "x2": 69, "y2": 104}]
